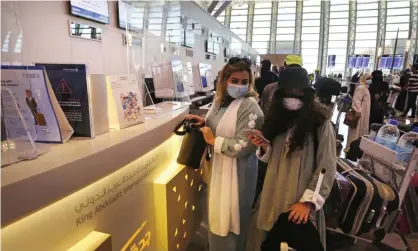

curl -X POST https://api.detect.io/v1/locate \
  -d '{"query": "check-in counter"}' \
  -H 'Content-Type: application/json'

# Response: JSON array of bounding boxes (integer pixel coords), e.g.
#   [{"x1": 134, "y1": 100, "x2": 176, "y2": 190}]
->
[{"x1": 1, "y1": 104, "x2": 205, "y2": 251}]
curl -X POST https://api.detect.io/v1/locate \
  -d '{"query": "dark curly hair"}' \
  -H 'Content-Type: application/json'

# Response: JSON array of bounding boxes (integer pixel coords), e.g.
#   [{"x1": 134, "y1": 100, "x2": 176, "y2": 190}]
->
[{"x1": 262, "y1": 88, "x2": 329, "y2": 152}]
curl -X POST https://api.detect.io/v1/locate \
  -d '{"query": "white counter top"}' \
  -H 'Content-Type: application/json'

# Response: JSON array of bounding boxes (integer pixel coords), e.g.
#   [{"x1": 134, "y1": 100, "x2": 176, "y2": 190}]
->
[{"x1": 1, "y1": 106, "x2": 188, "y2": 226}]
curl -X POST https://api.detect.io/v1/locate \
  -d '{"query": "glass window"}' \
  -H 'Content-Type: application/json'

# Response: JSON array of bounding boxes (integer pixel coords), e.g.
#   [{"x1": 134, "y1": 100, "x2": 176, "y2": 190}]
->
[
  {"x1": 303, "y1": 41, "x2": 320, "y2": 49},
  {"x1": 278, "y1": 1, "x2": 297, "y2": 9},
  {"x1": 303, "y1": 13, "x2": 321, "y2": 20},
  {"x1": 301, "y1": 33, "x2": 320, "y2": 41},
  {"x1": 329, "y1": 32, "x2": 348, "y2": 41},
  {"x1": 330, "y1": 11, "x2": 349, "y2": 19},
  {"x1": 329, "y1": 25, "x2": 349, "y2": 33},
  {"x1": 386, "y1": 31, "x2": 409, "y2": 39},
  {"x1": 253, "y1": 21, "x2": 272, "y2": 28},
  {"x1": 355, "y1": 40, "x2": 377, "y2": 48},
  {"x1": 231, "y1": 9, "x2": 248, "y2": 16},
  {"x1": 356, "y1": 25, "x2": 378, "y2": 32},
  {"x1": 276, "y1": 34, "x2": 295, "y2": 41},
  {"x1": 278, "y1": 8, "x2": 296, "y2": 15},
  {"x1": 254, "y1": 9, "x2": 271, "y2": 15},
  {"x1": 329, "y1": 18, "x2": 349, "y2": 26},
  {"x1": 230, "y1": 22, "x2": 247, "y2": 29},
  {"x1": 386, "y1": 15, "x2": 410, "y2": 23},
  {"x1": 277, "y1": 13, "x2": 296, "y2": 21},
  {"x1": 303, "y1": 6, "x2": 321, "y2": 13},
  {"x1": 302, "y1": 19, "x2": 321, "y2": 27},
  {"x1": 302, "y1": 27, "x2": 320, "y2": 35},
  {"x1": 252, "y1": 34, "x2": 270, "y2": 41},
  {"x1": 328, "y1": 40, "x2": 349, "y2": 48},
  {"x1": 387, "y1": 8, "x2": 409, "y2": 16},
  {"x1": 277, "y1": 20, "x2": 297, "y2": 27},
  {"x1": 277, "y1": 27, "x2": 295, "y2": 34},
  {"x1": 387, "y1": 1, "x2": 410, "y2": 8},
  {"x1": 331, "y1": 4, "x2": 349, "y2": 12},
  {"x1": 231, "y1": 15, "x2": 247, "y2": 22},
  {"x1": 357, "y1": 3, "x2": 379, "y2": 10},
  {"x1": 357, "y1": 10, "x2": 378, "y2": 17},
  {"x1": 356, "y1": 32, "x2": 379, "y2": 40},
  {"x1": 253, "y1": 15, "x2": 272, "y2": 21},
  {"x1": 255, "y1": 48, "x2": 268, "y2": 54},
  {"x1": 386, "y1": 23, "x2": 410, "y2": 32},
  {"x1": 253, "y1": 29, "x2": 271, "y2": 36},
  {"x1": 357, "y1": 17, "x2": 378, "y2": 25},
  {"x1": 255, "y1": 2, "x2": 272, "y2": 9}
]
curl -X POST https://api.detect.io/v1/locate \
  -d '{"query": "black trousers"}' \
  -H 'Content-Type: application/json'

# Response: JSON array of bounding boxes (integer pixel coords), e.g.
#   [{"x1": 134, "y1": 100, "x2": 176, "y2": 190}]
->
[{"x1": 403, "y1": 91, "x2": 418, "y2": 117}]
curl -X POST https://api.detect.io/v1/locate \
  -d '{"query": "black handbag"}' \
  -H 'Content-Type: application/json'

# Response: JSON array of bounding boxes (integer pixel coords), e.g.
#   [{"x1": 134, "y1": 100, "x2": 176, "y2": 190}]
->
[{"x1": 174, "y1": 119, "x2": 207, "y2": 169}]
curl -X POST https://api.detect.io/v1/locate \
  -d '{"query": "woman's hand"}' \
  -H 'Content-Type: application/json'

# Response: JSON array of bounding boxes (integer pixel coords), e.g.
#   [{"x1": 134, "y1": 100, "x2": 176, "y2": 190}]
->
[
  {"x1": 288, "y1": 202, "x2": 312, "y2": 224},
  {"x1": 247, "y1": 130, "x2": 268, "y2": 152},
  {"x1": 200, "y1": 126, "x2": 216, "y2": 145},
  {"x1": 185, "y1": 114, "x2": 205, "y2": 127}
]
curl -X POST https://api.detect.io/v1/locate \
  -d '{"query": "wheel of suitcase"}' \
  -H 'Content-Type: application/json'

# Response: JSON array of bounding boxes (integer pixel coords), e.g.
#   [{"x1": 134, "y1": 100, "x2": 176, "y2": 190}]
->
[{"x1": 372, "y1": 228, "x2": 386, "y2": 244}]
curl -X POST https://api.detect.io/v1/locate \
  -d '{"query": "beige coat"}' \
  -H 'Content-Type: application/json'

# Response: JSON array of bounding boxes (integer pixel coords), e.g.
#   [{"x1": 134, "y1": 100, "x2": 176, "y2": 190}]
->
[
  {"x1": 254, "y1": 120, "x2": 337, "y2": 249},
  {"x1": 346, "y1": 83, "x2": 371, "y2": 150}
]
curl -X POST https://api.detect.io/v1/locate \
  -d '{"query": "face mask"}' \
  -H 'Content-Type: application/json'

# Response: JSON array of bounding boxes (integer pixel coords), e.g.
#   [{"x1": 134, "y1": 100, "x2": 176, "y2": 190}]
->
[
  {"x1": 283, "y1": 97, "x2": 304, "y2": 111},
  {"x1": 227, "y1": 83, "x2": 249, "y2": 98},
  {"x1": 365, "y1": 79, "x2": 372, "y2": 85}
]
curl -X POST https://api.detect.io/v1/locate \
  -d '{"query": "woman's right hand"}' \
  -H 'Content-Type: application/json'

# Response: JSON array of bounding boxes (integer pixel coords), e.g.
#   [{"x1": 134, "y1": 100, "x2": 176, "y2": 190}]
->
[
  {"x1": 247, "y1": 130, "x2": 268, "y2": 152},
  {"x1": 185, "y1": 114, "x2": 205, "y2": 126}
]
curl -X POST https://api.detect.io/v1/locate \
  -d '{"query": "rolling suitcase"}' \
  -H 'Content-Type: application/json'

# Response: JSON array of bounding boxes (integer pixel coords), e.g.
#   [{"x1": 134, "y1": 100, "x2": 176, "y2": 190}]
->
[{"x1": 337, "y1": 158, "x2": 400, "y2": 236}]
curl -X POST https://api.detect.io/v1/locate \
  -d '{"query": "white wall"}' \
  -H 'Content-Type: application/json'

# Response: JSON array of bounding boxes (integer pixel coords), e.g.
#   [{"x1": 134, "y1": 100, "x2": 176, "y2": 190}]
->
[{"x1": 1, "y1": 1, "x2": 255, "y2": 83}]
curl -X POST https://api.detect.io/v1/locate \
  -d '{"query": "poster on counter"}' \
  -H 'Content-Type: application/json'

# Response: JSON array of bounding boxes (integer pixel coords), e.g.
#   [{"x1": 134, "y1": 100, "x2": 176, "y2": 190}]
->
[
  {"x1": 106, "y1": 75, "x2": 145, "y2": 130},
  {"x1": 1, "y1": 66, "x2": 74, "y2": 143},
  {"x1": 35, "y1": 63, "x2": 93, "y2": 138}
]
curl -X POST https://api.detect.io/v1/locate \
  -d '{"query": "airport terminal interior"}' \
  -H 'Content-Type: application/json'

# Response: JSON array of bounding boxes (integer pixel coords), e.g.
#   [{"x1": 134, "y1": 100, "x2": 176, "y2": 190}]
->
[{"x1": 1, "y1": 1, "x2": 418, "y2": 251}]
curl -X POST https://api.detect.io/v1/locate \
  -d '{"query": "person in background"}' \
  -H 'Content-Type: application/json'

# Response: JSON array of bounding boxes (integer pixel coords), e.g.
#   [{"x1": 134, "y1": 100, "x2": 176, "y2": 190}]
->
[
  {"x1": 369, "y1": 70, "x2": 390, "y2": 125},
  {"x1": 253, "y1": 55, "x2": 303, "y2": 209},
  {"x1": 186, "y1": 57, "x2": 264, "y2": 251},
  {"x1": 402, "y1": 64, "x2": 418, "y2": 118},
  {"x1": 345, "y1": 73, "x2": 372, "y2": 152},
  {"x1": 248, "y1": 67, "x2": 336, "y2": 249},
  {"x1": 314, "y1": 68, "x2": 322, "y2": 83},
  {"x1": 260, "y1": 55, "x2": 303, "y2": 116},
  {"x1": 255, "y1": 59, "x2": 279, "y2": 99},
  {"x1": 272, "y1": 66, "x2": 280, "y2": 76},
  {"x1": 394, "y1": 69, "x2": 409, "y2": 111}
]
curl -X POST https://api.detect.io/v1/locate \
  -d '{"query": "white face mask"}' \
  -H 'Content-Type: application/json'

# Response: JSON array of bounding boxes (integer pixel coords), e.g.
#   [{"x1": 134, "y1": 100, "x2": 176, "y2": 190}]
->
[
  {"x1": 227, "y1": 83, "x2": 249, "y2": 98},
  {"x1": 365, "y1": 79, "x2": 372, "y2": 85},
  {"x1": 283, "y1": 97, "x2": 304, "y2": 110}
]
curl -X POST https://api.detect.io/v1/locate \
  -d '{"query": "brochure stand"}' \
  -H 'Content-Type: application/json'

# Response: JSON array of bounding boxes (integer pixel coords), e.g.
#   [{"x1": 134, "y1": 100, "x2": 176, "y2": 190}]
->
[{"x1": 1, "y1": 88, "x2": 49, "y2": 167}]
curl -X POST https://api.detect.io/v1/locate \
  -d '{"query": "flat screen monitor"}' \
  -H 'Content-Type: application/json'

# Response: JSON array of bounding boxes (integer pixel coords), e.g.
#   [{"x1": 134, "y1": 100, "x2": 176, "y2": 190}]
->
[
  {"x1": 118, "y1": 0, "x2": 145, "y2": 31},
  {"x1": 361, "y1": 55, "x2": 370, "y2": 68},
  {"x1": 171, "y1": 59, "x2": 185, "y2": 94},
  {"x1": 198, "y1": 63, "x2": 213, "y2": 91},
  {"x1": 348, "y1": 56, "x2": 357, "y2": 68},
  {"x1": 70, "y1": 0, "x2": 109, "y2": 24},
  {"x1": 355, "y1": 56, "x2": 363, "y2": 68},
  {"x1": 379, "y1": 55, "x2": 388, "y2": 69},
  {"x1": 393, "y1": 55, "x2": 403, "y2": 69}
]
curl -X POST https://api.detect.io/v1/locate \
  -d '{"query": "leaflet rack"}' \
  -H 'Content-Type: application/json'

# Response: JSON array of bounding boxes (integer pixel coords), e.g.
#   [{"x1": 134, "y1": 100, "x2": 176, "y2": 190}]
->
[{"x1": 360, "y1": 136, "x2": 418, "y2": 239}]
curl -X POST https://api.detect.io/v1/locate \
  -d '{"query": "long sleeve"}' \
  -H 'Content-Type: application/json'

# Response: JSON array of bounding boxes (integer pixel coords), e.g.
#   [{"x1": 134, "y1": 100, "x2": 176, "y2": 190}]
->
[
  {"x1": 351, "y1": 85, "x2": 365, "y2": 114},
  {"x1": 214, "y1": 98, "x2": 264, "y2": 158},
  {"x1": 256, "y1": 144, "x2": 272, "y2": 163},
  {"x1": 300, "y1": 121, "x2": 336, "y2": 210}
]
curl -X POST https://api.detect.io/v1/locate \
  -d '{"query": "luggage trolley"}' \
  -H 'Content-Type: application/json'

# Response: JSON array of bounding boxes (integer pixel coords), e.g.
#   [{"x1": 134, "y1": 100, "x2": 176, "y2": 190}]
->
[{"x1": 358, "y1": 137, "x2": 418, "y2": 243}]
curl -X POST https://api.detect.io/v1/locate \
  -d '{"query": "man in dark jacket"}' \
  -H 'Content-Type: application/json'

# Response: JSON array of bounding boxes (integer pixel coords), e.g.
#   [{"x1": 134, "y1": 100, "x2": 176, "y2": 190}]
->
[{"x1": 255, "y1": 59, "x2": 279, "y2": 98}]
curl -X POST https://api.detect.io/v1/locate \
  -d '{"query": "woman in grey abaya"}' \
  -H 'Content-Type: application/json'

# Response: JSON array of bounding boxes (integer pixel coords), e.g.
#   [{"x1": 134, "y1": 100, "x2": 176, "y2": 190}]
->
[
  {"x1": 248, "y1": 67, "x2": 336, "y2": 250},
  {"x1": 186, "y1": 58, "x2": 264, "y2": 251}
]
